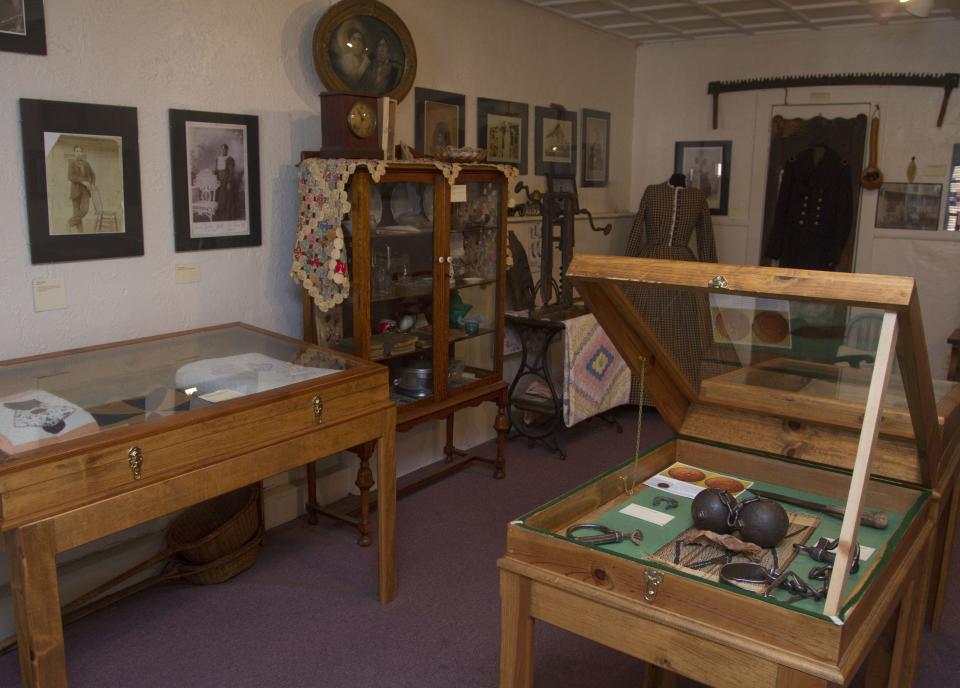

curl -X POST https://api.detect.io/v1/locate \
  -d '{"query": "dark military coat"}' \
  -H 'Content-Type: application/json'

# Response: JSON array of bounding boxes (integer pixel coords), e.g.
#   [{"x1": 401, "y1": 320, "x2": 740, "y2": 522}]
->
[{"x1": 765, "y1": 147, "x2": 853, "y2": 271}]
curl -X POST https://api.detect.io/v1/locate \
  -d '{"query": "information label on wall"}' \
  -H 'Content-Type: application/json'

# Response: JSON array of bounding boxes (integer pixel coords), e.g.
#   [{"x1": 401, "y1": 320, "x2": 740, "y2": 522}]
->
[
  {"x1": 32, "y1": 278, "x2": 67, "y2": 312},
  {"x1": 175, "y1": 264, "x2": 201, "y2": 284}
]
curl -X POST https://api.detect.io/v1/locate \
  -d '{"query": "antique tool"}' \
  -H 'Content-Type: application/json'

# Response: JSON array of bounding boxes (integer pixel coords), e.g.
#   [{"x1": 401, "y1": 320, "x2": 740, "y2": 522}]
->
[
  {"x1": 860, "y1": 106, "x2": 883, "y2": 189},
  {"x1": 719, "y1": 563, "x2": 825, "y2": 602},
  {"x1": 795, "y1": 537, "x2": 861, "y2": 574},
  {"x1": 691, "y1": 488, "x2": 739, "y2": 534},
  {"x1": 653, "y1": 496, "x2": 679, "y2": 511},
  {"x1": 629, "y1": 529, "x2": 645, "y2": 546},
  {"x1": 746, "y1": 487, "x2": 888, "y2": 529},
  {"x1": 736, "y1": 498, "x2": 789, "y2": 549},
  {"x1": 565, "y1": 523, "x2": 623, "y2": 545}
]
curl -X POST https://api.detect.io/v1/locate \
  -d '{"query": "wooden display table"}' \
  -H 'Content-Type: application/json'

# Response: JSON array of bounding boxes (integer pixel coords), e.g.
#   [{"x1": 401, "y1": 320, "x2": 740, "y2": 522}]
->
[{"x1": 0, "y1": 323, "x2": 396, "y2": 688}]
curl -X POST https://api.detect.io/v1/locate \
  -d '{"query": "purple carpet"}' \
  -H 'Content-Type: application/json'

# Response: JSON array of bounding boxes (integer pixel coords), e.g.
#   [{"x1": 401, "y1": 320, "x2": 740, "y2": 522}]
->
[{"x1": 0, "y1": 406, "x2": 955, "y2": 687}]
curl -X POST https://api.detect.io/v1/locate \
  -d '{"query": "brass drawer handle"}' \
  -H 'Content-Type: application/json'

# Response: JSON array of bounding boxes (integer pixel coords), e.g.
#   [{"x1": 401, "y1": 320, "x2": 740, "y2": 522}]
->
[
  {"x1": 128, "y1": 446, "x2": 144, "y2": 481},
  {"x1": 312, "y1": 395, "x2": 323, "y2": 423}
]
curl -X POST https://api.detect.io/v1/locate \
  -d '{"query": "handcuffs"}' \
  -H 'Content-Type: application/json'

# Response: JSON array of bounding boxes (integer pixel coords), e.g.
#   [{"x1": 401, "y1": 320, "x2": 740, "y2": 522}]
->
[{"x1": 565, "y1": 524, "x2": 644, "y2": 546}]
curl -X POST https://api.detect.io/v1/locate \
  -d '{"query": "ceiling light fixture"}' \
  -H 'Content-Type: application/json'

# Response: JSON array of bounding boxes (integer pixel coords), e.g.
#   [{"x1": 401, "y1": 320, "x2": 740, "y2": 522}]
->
[{"x1": 899, "y1": 0, "x2": 934, "y2": 18}]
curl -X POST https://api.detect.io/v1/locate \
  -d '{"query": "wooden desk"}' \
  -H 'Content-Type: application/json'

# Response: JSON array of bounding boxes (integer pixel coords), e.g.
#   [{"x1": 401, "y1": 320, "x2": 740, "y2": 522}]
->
[{"x1": 0, "y1": 324, "x2": 397, "y2": 688}]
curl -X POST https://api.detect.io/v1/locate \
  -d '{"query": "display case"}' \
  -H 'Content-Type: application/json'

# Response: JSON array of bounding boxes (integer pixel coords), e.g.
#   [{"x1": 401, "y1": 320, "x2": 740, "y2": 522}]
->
[
  {"x1": 0, "y1": 323, "x2": 397, "y2": 688},
  {"x1": 301, "y1": 160, "x2": 510, "y2": 532},
  {"x1": 498, "y1": 256, "x2": 960, "y2": 687}
]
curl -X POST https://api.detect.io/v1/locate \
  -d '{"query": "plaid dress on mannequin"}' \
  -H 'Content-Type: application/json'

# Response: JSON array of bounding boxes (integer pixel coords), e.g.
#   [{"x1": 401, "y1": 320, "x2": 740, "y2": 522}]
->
[{"x1": 625, "y1": 182, "x2": 717, "y2": 404}]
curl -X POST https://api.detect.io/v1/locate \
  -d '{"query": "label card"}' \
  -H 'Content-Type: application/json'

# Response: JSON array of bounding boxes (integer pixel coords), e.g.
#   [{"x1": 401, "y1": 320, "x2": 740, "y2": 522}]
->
[
  {"x1": 451, "y1": 184, "x2": 467, "y2": 203},
  {"x1": 199, "y1": 389, "x2": 245, "y2": 403},
  {"x1": 33, "y1": 278, "x2": 67, "y2": 312},
  {"x1": 619, "y1": 503, "x2": 674, "y2": 526},
  {"x1": 175, "y1": 264, "x2": 201, "y2": 284}
]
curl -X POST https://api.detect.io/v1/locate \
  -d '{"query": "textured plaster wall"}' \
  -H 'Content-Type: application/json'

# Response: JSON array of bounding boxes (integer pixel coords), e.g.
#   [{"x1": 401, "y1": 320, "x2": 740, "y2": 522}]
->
[
  {"x1": 0, "y1": 0, "x2": 636, "y2": 635},
  {"x1": 630, "y1": 21, "x2": 960, "y2": 377}
]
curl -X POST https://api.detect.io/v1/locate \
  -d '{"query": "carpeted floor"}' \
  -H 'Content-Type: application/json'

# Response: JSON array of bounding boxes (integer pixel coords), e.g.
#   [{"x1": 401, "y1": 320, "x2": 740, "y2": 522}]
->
[{"x1": 0, "y1": 406, "x2": 956, "y2": 687}]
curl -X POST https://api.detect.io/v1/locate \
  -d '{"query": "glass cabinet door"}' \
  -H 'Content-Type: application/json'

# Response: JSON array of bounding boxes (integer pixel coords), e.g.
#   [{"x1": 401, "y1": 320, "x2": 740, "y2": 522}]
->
[{"x1": 447, "y1": 179, "x2": 502, "y2": 392}]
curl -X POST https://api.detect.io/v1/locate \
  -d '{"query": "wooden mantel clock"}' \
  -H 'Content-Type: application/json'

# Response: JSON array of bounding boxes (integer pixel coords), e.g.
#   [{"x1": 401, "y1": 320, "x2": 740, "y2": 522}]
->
[{"x1": 318, "y1": 91, "x2": 384, "y2": 160}]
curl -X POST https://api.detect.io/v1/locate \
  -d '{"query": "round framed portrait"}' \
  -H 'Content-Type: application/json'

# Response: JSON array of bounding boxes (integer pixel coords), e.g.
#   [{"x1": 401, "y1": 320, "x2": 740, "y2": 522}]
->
[{"x1": 312, "y1": 0, "x2": 417, "y2": 103}]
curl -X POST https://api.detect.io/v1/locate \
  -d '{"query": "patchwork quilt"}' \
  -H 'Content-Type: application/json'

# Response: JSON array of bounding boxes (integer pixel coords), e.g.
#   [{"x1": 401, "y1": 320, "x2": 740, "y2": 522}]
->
[{"x1": 562, "y1": 313, "x2": 630, "y2": 427}]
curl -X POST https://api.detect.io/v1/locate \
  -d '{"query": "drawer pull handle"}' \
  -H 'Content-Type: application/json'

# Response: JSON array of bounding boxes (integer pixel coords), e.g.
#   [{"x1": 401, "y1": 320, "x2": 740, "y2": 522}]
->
[
  {"x1": 312, "y1": 395, "x2": 324, "y2": 423},
  {"x1": 128, "y1": 446, "x2": 144, "y2": 481}
]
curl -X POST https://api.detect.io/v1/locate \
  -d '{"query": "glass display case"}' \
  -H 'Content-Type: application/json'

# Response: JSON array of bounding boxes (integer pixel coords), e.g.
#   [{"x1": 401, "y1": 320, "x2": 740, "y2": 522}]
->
[{"x1": 498, "y1": 256, "x2": 960, "y2": 687}]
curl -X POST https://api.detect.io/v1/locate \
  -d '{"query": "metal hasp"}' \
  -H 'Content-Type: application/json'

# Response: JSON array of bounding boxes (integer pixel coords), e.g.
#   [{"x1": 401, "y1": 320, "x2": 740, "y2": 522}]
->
[
  {"x1": 707, "y1": 275, "x2": 729, "y2": 290},
  {"x1": 643, "y1": 569, "x2": 664, "y2": 602},
  {"x1": 707, "y1": 72, "x2": 959, "y2": 129}
]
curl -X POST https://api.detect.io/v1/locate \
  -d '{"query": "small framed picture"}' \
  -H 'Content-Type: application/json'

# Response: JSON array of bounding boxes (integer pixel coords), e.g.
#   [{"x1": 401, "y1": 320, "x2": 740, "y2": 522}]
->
[
  {"x1": 477, "y1": 98, "x2": 528, "y2": 174},
  {"x1": 415, "y1": 87, "x2": 465, "y2": 156},
  {"x1": 535, "y1": 106, "x2": 577, "y2": 177},
  {"x1": 674, "y1": 140, "x2": 732, "y2": 215},
  {"x1": 0, "y1": 0, "x2": 45, "y2": 55},
  {"x1": 20, "y1": 99, "x2": 143, "y2": 264},
  {"x1": 169, "y1": 109, "x2": 262, "y2": 251},
  {"x1": 581, "y1": 109, "x2": 610, "y2": 187},
  {"x1": 876, "y1": 182, "x2": 943, "y2": 231}
]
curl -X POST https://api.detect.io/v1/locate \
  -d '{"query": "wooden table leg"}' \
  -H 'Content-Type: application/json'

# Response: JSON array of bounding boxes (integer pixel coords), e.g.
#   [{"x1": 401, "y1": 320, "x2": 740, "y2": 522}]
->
[
  {"x1": 354, "y1": 441, "x2": 376, "y2": 547},
  {"x1": 5, "y1": 521, "x2": 67, "y2": 688},
  {"x1": 377, "y1": 406, "x2": 397, "y2": 605},
  {"x1": 444, "y1": 414, "x2": 455, "y2": 464},
  {"x1": 887, "y1": 583, "x2": 918, "y2": 687},
  {"x1": 305, "y1": 461, "x2": 319, "y2": 525},
  {"x1": 900, "y1": 539, "x2": 936, "y2": 686},
  {"x1": 642, "y1": 664, "x2": 678, "y2": 688},
  {"x1": 499, "y1": 569, "x2": 534, "y2": 688},
  {"x1": 929, "y1": 481, "x2": 960, "y2": 629},
  {"x1": 775, "y1": 666, "x2": 832, "y2": 687},
  {"x1": 494, "y1": 388, "x2": 509, "y2": 479}
]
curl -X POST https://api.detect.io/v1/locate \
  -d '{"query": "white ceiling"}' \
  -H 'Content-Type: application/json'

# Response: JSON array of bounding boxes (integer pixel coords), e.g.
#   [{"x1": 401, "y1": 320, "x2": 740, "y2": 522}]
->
[{"x1": 516, "y1": 0, "x2": 960, "y2": 43}]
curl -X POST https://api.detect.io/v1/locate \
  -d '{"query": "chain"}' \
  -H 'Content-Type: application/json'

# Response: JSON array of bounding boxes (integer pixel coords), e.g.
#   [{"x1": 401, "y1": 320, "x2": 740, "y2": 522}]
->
[{"x1": 619, "y1": 356, "x2": 646, "y2": 496}]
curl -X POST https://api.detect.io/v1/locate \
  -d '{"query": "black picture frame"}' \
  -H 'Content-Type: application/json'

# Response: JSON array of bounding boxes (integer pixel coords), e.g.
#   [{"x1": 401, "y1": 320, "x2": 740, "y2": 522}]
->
[
  {"x1": 415, "y1": 87, "x2": 465, "y2": 156},
  {"x1": 875, "y1": 182, "x2": 943, "y2": 231},
  {"x1": 169, "y1": 109, "x2": 262, "y2": 252},
  {"x1": 0, "y1": 0, "x2": 45, "y2": 55},
  {"x1": 477, "y1": 97, "x2": 528, "y2": 174},
  {"x1": 20, "y1": 98, "x2": 143, "y2": 264},
  {"x1": 581, "y1": 109, "x2": 610, "y2": 188},
  {"x1": 535, "y1": 106, "x2": 577, "y2": 177},
  {"x1": 674, "y1": 140, "x2": 732, "y2": 216}
]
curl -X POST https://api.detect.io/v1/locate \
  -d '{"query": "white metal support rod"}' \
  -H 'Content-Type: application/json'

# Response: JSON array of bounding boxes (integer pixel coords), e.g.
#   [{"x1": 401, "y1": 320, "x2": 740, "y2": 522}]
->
[{"x1": 823, "y1": 310, "x2": 899, "y2": 618}]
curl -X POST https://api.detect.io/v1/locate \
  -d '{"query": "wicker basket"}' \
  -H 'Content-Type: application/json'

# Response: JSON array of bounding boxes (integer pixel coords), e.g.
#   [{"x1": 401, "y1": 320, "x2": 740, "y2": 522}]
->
[{"x1": 167, "y1": 484, "x2": 261, "y2": 566}]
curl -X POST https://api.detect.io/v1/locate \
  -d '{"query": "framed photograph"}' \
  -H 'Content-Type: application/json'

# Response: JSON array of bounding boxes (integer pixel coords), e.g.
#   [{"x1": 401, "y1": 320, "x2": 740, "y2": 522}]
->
[
  {"x1": 477, "y1": 98, "x2": 528, "y2": 174},
  {"x1": 20, "y1": 99, "x2": 143, "y2": 264},
  {"x1": 169, "y1": 110, "x2": 261, "y2": 252},
  {"x1": 0, "y1": 0, "x2": 45, "y2": 55},
  {"x1": 674, "y1": 140, "x2": 732, "y2": 215},
  {"x1": 581, "y1": 109, "x2": 610, "y2": 187},
  {"x1": 876, "y1": 182, "x2": 943, "y2": 231},
  {"x1": 535, "y1": 106, "x2": 577, "y2": 177},
  {"x1": 311, "y1": 0, "x2": 416, "y2": 102},
  {"x1": 415, "y1": 87, "x2": 465, "y2": 156}
]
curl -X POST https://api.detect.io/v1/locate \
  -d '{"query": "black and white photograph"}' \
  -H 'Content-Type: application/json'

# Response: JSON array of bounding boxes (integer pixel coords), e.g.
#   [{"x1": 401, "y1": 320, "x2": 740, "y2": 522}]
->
[
  {"x1": 478, "y1": 98, "x2": 528, "y2": 173},
  {"x1": 0, "y1": 0, "x2": 44, "y2": 54},
  {"x1": 876, "y1": 182, "x2": 943, "y2": 231},
  {"x1": 20, "y1": 99, "x2": 143, "y2": 264},
  {"x1": 415, "y1": 87, "x2": 465, "y2": 156},
  {"x1": 535, "y1": 106, "x2": 577, "y2": 176},
  {"x1": 170, "y1": 109, "x2": 261, "y2": 252},
  {"x1": 674, "y1": 140, "x2": 732, "y2": 215},
  {"x1": 44, "y1": 133, "x2": 125, "y2": 236},
  {"x1": 312, "y1": 0, "x2": 416, "y2": 102},
  {"x1": 581, "y1": 109, "x2": 610, "y2": 187}
]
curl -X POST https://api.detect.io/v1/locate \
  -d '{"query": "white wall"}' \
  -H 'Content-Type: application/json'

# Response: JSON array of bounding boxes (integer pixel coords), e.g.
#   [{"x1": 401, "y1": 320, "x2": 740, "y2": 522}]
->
[
  {"x1": 631, "y1": 21, "x2": 960, "y2": 377},
  {"x1": 0, "y1": 0, "x2": 636, "y2": 637}
]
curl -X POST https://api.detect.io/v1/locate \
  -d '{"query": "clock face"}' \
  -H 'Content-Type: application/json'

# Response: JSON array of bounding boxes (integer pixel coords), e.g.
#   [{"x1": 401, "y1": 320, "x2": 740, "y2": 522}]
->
[{"x1": 347, "y1": 101, "x2": 377, "y2": 139}]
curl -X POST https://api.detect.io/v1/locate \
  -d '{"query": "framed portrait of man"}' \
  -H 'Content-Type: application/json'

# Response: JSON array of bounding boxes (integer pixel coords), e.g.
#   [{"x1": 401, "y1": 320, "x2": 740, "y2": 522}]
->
[
  {"x1": 169, "y1": 109, "x2": 261, "y2": 252},
  {"x1": 0, "y1": 0, "x2": 45, "y2": 55},
  {"x1": 20, "y1": 99, "x2": 143, "y2": 264},
  {"x1": 415, "y1": 88, "x2": 465, "y2": 156},
  {"x1": 478, "y1": 98, "x2": 528, "y2": 174},
  {"x1": 312, "y1": 0, "x2": 417, "y2": 103},
  {"x1": 535, "y1": 106, "x2": 577, "y2": 177},
  {"x1": 581, "y1": 109, "x2": 610, "y2": 188}
]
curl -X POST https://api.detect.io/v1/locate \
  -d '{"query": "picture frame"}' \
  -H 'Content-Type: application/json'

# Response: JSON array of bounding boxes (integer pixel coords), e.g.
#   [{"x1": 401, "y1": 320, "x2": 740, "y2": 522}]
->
[
  {"x1": 674, "y1": 140, "x2": 732, "y2": 216},
  {"x1": 20, "y1": 98, "x2": 143, "y2": 264},
  {"x1": 415, "y1": 87, "x2": 465, "y2": 156},
  {"x1": 944, "y1": 144, "x2": 959, "y2": 232},
  {"x1": 535, "y1": 106, "x2": 577, "y2": 177},
  {"x1": 477, "y1": 98, "x2": 528, "y2": 174},
  {"x1": 581, "y1": 109, "x2": 610, "y2": 187},
  {"x1": 0, "y1": 0, "x2": 45, "y2": 55},
  {"x1": 169, "y1": 109, "x2": 262, "y2": 252},
  {"x1": 876, "y1": 182, "x2": 943, "y2": 231},
  {"x1": 312, "y1": 0, "x2": 417, "y2": 102}
]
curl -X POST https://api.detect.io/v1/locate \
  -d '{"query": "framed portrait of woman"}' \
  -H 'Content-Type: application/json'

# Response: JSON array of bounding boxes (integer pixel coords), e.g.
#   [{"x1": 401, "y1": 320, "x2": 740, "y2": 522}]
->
[
  {"x1": 169, "y1": 109, "x2": 261, "y2": 252},
  {"x1": 312, "y1": 0, "x2": 417, "y2": 103}
]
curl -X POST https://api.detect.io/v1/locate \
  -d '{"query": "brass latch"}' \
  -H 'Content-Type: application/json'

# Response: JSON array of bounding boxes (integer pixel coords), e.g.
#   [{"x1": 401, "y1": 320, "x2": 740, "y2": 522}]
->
[
  {"x1": 312, "y1": 395, "x2": 324, "y2": 423},
  {"x1": 707, "y1": 275, "x2": 729, "y2": 289},
  {"x1": 127, "y1": 446, "x2": 144, "y2": 481},
  {"x1": 643, "y1": 569, "x2": 664, "y2": 602}
]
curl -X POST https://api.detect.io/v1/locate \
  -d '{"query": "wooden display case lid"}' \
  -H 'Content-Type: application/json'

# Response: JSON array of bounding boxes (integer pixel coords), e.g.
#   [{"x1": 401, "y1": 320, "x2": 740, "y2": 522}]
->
[{"x1": 567, "y1": 255, "x2": 958, "y2": 489}]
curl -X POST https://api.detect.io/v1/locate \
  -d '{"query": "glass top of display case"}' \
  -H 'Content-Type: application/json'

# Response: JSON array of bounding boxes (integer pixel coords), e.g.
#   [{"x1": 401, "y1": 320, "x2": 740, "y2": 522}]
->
[
  {"x1": 0, "y1": 324, "x2": 360, "y2": 460},
  {"x1": 567, "y1": 256, "x2": 960, "y2": 485}
]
